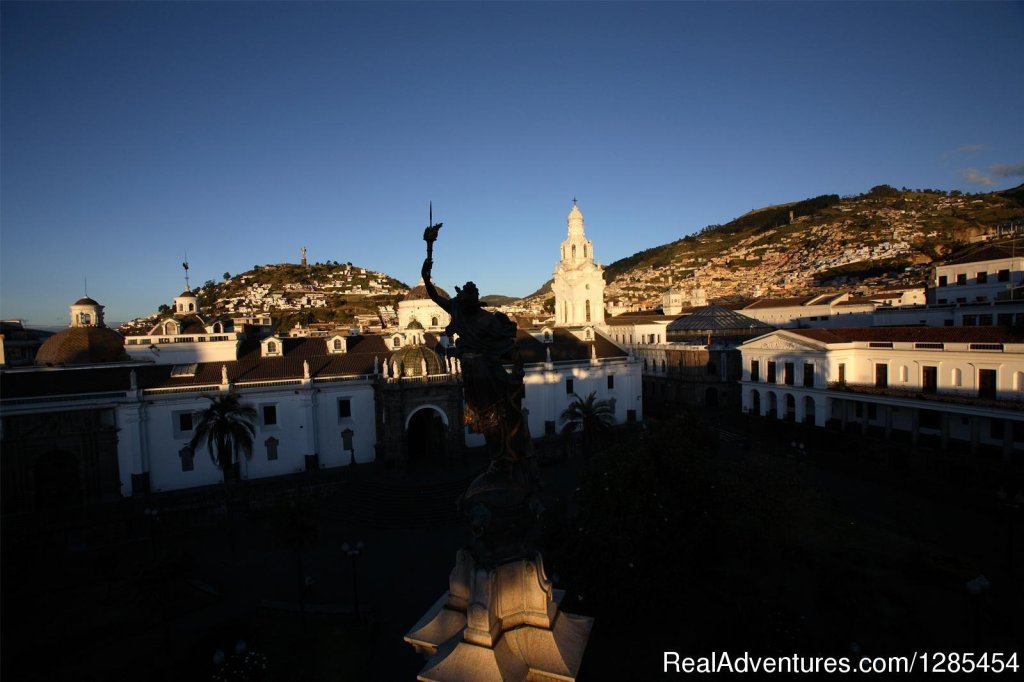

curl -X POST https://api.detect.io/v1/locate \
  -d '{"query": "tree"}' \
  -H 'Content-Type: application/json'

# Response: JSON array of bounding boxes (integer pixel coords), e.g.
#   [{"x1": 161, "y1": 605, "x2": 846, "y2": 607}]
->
[
  {"x1": 157, "y1": 304, "x2": 171, "y2": 314},
  {"x1": 223, "y1": 271, "x2": 231, "y2": 280},
  {"x1": 560, "y1": 392, "x2": 616, "y2": 461},
  {"x1": 189, "y1": 391, "x2": 256, "y2": 483}
]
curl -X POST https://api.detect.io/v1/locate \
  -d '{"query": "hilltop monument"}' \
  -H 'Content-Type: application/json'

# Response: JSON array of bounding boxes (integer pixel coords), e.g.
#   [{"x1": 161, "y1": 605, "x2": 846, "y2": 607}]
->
[{"x1": 405, "y1": 209, "x2": 593, "y2": 681}]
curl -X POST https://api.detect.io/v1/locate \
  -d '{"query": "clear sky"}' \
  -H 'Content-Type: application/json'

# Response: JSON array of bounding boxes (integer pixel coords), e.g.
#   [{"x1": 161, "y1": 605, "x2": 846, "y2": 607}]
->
[{"x1": 2, "y1": 1, "x2": 1023, "y2": 326}]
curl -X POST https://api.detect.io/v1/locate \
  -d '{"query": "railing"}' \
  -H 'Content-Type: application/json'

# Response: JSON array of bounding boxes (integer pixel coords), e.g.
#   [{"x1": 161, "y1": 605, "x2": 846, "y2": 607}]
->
[
  {"x1": 826, "y1": 381, "x2": 1024, "y2": 411},
  {"x1": 1, "y1": 391, "x2": 127, "y2": 405}
]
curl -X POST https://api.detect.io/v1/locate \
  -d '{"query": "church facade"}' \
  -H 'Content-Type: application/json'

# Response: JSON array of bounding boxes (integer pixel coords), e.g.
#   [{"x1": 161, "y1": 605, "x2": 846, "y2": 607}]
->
[{"x1": 552, "y1": 202, "x2": 606, "y2": 327}]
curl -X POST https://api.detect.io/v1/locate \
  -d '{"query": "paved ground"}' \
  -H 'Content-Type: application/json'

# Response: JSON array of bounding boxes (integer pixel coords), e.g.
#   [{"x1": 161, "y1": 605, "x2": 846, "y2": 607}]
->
[{"x1": 3, "y1": 420, "x2": 1022, "y2": 680}]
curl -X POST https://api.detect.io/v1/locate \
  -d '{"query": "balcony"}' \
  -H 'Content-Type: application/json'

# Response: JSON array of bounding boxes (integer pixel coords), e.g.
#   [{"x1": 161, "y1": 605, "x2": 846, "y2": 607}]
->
[{"x1": 826, "y1": 382, "x2": 1024, "y2": 412}]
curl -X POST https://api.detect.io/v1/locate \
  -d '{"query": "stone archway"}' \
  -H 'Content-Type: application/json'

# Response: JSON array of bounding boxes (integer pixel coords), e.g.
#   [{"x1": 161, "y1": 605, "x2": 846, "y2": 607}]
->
[
  {"x1": 784, "y1": 394, "x2": 796, "y2": 421},
  {"x1": 804, "y1": 396, "x2": 816, "y2": 425},
  {"x1": 406, "y1": 406, "x2": 448, "y2": 468},
  {"x1": 751, "y1": 389, "x2": 761, "y2": 416}
]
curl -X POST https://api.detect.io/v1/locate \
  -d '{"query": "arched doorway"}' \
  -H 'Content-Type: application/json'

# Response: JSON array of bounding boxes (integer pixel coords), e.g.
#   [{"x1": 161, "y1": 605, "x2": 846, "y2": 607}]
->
[
  {"x1": 705, "y1": 386, "x2": 719, "y2": 409},
  {"x1": 784, "y1": 394, "x2": 796, "y2": 422},
  {"x1": 406, "y1": 407, "x2": 448, "y2": 468},
  {"x1": 804, "y1": 396, "x2": 816, "y2": 425},
  {"x1": 767, "y1": 392, "x2": 778, "y2": 419},
  {"x1": 34, "y1": 450, "x2": 82, "y2": 511},
  {"x1": 751, "y1": 390, "x2": 761, "y2": 416}
]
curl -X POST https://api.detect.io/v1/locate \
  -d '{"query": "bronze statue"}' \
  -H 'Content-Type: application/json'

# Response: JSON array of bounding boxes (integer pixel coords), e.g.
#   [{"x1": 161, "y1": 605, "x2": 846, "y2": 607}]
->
[{"x1": 422, "y1": 218, "x2": 540, "y2": 564}]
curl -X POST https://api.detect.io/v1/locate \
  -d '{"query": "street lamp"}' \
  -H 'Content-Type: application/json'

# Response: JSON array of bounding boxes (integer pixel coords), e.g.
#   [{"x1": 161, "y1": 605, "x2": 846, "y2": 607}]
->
[{"x1": 342, "y1": 540, "x2": 365, "y2": 618}]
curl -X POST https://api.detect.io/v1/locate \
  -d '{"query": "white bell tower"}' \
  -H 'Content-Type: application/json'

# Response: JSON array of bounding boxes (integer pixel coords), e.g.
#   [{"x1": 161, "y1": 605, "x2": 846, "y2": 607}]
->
[{"x1": 552, "y1": 200, "x2": 605, "y2": 326}]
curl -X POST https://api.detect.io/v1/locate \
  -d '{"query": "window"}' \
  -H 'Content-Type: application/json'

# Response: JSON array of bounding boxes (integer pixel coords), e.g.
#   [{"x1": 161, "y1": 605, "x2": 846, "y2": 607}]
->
[
  {"x1": 767, "y1": 361, "x2": 777, "y2": 383},
  {"x1": 977, "y1": 271, "x2": 988, "y2": 284},
  {"x1": 998, "y1": 313, "x2": 1013, "y2": 326},
  {"x1": 662, "y1": 359, "x2": 666, "y2": 373},
  {"x1": 566, "y1": 379, "x2": 574, "y2": 395},
  {"x1": 956, "y1": 273, "x2": 967, "y2": 286},
  {"x1": 431, "y1": 316, "x2": 439, "y2": 327},
  {"x1": 333, "y1": 338, "x2": 343, "y2": 351},
  {"x1": 875, "y1": 364, "x2": 888, "y2": 388},
  {"x1": 751, "y1": 360, "x2": 760, "y2": 382},
  {"x1": 979, "y1": 314, "x2": 993, "y2": 326},
  {"x1": 783, "y1": 362, "x2": 794, "y2": 386},
  {"x1": 393, "y1": 337, "x2": 401, "y2": 348},
  {"x1": 869, "y1": 342, "x2": 893, "y2": 348},
  {"x1": 265, "y1": 436, "x2": 279, "y2": 461},
  {"x1": 900, "y1": 365, "x2": 908, "y2": 382},
  {"x1": 963, "y1": 315, "x2": 977, "y2": 326},
  {"x1": 267, "y1": 341, "x2": 277, "y2": 353},
  {"x1": 586, "y1": 300, "x2": 591, "y2": 322},
  {"x1": 938, "y1": 275, "x2": 948, "y2": 287},
  {"x1": 952, "y1": 367, "x2": 962, "y2": 387},
  {"x1": 262, "y1": 404, "x2": 278, "y2": 427},
  {"x1": 179, "y1": 445, "x2": 194, "y2": 472},
  {"x1": 607, "y1": 375, "x2": 615, "y2": 390},
  {"x1": 998, "y1": 269, "x2": 1010, "y2": 282},
  {"x1": 838, "y1": 363, "x2": 846, "y2": 384},
  {"x1": 803, "y1": 363, "x2": 814, "y2": 387},
  {"x1": 176, "y1": 412, "x2": 194, "y2": 435},
  {"x1": 338, "y1": 398, "x2": 352, "y2": 420}
]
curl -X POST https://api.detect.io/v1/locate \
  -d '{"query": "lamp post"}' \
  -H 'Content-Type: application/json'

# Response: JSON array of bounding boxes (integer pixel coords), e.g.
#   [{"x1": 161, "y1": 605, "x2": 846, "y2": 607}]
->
[{"x1": 342, "y1": 540, "x2": 364, "y2": 618}]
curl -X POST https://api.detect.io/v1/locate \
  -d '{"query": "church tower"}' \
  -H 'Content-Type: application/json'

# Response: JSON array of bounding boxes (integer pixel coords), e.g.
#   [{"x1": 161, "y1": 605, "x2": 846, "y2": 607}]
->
[{"x1": 552, "y1": 201, "x2": 605, "y2": 326}]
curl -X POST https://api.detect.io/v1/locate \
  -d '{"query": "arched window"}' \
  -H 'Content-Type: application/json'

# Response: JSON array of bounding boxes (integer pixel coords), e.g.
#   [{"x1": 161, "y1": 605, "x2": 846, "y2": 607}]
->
[
  {"x1": 267, "y1": 341, "x2": 277, "y2": 354},
  {"x1": 393, "y1": 337, "x2": 401, "y2": 348},
  {"x1": 586, "y1": 300, "x2": 591, "y2": 322},
  {"x1": 333, "y1": 338, "x2": 342, "y2": 351},
  {"x1": 643, "y1": 358, "x2": 648, "y2": 371},
  {"x1": 177, "y1": 303, "x2": 183, "y2": 312},
  {"x1": 661, "y1": 359, "x2": 666, "y2": 373},
  {"x1": 431, "y1": 316, "x2": 438, "y2": 327},
  {"x1": 572, "y1": 244, "x2": 576, "y2": 259},
  {"x1": 584, "y1": 244, "x2": 588, "y2": 258},
  {"x1": 164, "y1": 321, "x2": 176, "y2": 335},
  {"x1": 188, "y1": 303, "x2": 195, "y2": 312},
  {"x1": 952, "y1": 367, "x2": 962, "y2": 387},
  {"x1": 585, "y1": 328, "x2": 592, "y2": 340}
]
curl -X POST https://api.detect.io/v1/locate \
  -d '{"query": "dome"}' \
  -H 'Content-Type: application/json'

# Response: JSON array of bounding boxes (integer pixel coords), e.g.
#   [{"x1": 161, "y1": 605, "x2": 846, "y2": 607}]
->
[
  {"x1": 35, "y1": 327, "x2": 127, "y2": 366},
  {"x1": 404, "y1": 278, "x2": 449, "y2": 301},
  {"x1": 406, "y1": 318, "x2": 424, "y2": 330},
  {"x1": 391, "y1": 344, "x2": 445, "y2": 377},
  {"x1": 178, "y1": 290, "x2": 197, "y2": 298},
  {"x1": 73, "y1": 296, "x2": 100, "y2": 306}
]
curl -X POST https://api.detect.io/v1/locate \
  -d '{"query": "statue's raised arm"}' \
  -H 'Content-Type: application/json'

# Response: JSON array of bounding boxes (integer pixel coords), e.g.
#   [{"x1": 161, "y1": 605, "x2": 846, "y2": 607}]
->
[{"x1": 421, "y1": 220, "x2": 453, "y2": 314}]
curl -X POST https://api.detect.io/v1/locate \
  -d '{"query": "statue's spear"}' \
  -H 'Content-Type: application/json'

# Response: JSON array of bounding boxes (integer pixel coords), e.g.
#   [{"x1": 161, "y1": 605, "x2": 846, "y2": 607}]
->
[{"x1": 423, "y1": 201, "x2": 443, "y2": 259}]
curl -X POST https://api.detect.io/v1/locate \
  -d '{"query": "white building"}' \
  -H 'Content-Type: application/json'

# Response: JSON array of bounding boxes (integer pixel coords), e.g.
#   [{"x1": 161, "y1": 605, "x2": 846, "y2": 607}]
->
[
  {"x1": 552, "y1": 201, "x2": 606, "y2": 327},
  {"x1": 738, "y1": 326, "x2": 1024, "y2": 458},
  {"x1": 929, "y1": 245, "x2": 1024, "y2": 305}
]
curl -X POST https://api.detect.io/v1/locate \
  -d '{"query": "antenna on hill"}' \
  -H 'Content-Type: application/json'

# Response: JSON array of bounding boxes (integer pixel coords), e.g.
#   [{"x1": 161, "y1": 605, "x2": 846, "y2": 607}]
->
[{"x1": 182, "y1": 254, "x2": 191, "y2": 292}]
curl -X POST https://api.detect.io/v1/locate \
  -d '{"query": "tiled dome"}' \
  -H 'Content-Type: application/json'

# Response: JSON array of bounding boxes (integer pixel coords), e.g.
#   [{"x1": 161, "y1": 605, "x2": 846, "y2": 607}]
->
[
  {"x1": 35, "y1": 327, "x2": 127, "y2": 366},
  {"x1": 391, "y1": 344, "x2": 445, "y2": 377}
]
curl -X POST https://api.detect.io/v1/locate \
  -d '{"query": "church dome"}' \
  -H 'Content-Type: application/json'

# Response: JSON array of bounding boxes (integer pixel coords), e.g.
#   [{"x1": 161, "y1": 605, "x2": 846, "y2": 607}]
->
[
  {"x1": 391, "y1": 344, "x2": 445, "y2": 377},
  {"x1": 36, "y1": 327, "x2": 127, "y2": 366},
  {"x1": 404, "y1": 279, "x2": 449, "y2": 301},
  {"x1": 74, "y1": 296, "x2": 100, "y2": 306}
]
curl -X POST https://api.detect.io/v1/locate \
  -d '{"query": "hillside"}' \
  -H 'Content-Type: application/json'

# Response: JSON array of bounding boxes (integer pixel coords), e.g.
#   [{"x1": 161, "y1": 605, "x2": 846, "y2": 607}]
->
[
  {"x1": 121, "y1": 261, "x2": 409, "y2": 334},
  {"x1": 526, "y1": 184, "x2": 1024, "y2": 311}
]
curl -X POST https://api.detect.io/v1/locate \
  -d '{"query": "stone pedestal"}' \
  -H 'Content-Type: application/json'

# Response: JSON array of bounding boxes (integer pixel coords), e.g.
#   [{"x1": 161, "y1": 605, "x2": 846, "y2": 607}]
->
[{"x1": 406, "y1": 550, "x2": 593, "y2": 681}]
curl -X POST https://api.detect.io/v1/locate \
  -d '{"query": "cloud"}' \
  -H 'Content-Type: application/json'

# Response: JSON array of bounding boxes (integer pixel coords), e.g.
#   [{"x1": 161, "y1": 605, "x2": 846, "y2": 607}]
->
[
  {"x1": 957, "y1": 144, "x2": 989, "y2": 154},
  {"x1": 991, "y1": 163, "x2": 1024, "y2": 178},
  {"x1": 962, "y1": 168, "x2": 995, "y2": 186}
]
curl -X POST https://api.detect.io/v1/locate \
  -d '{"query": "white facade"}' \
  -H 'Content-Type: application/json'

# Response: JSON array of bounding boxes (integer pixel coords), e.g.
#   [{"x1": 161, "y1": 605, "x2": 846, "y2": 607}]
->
[
  {"x1": 397, "y1": 281, "x2": 451, "y2": 332},
  {"x1": 930, "y1": 250, "x2": 1024, "y2": 304},
  {"x1": 738, "y1": 328, "x2": 1024, "y2": 457},
  {"x1": 552, "y1": 203, "x2": 606, "y2": 327}
]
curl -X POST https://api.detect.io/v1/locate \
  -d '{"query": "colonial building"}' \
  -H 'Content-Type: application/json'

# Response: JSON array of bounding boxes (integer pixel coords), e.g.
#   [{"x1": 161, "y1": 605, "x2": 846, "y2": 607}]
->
[
  {"x1": 552, "y1": 201, "x2": 605, "y2": 327},
  {"x1": 928, "y1": 245, "x2": 1024, "y2": 304},
  {"x1": 738, "y1": 326, "x2": 1024, "y2": 459},
  {"x1": 1, "y1": 288, "x2": 641, "y2": 513}
]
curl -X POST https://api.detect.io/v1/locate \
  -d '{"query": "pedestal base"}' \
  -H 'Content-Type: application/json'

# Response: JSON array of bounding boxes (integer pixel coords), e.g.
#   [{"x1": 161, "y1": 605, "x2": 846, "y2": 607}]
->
[{"x1": 405, "y1": 550, "x2": 593, "y2": 682}]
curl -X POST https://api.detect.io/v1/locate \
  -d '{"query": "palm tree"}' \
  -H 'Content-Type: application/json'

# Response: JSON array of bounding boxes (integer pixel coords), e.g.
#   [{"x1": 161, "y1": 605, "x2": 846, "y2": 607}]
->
[
  {"x1": 189, "y1": 391, "x2": 257, "y2": 484},
  {"x1": 560, "y1": 391, "x2": 616, "y2": 461}
]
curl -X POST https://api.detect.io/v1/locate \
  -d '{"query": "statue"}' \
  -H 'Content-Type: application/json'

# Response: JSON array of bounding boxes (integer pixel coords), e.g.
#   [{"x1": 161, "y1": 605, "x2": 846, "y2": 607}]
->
[{"x1": 421, "y1": 221, "x2": 540, "y2": 564}]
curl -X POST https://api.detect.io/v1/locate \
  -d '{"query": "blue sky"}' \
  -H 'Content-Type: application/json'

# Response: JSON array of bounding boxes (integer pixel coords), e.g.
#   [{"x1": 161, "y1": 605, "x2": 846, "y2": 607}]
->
[{"x1": 2, "y1": 1, "x2": 1023, "y2": 326}]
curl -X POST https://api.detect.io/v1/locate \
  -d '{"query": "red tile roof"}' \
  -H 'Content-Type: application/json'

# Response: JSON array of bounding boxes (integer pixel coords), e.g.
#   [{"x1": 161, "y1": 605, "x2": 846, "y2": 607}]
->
[{"x1": 787, "y1": 326, "x2": 1024, "y2": 344}]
